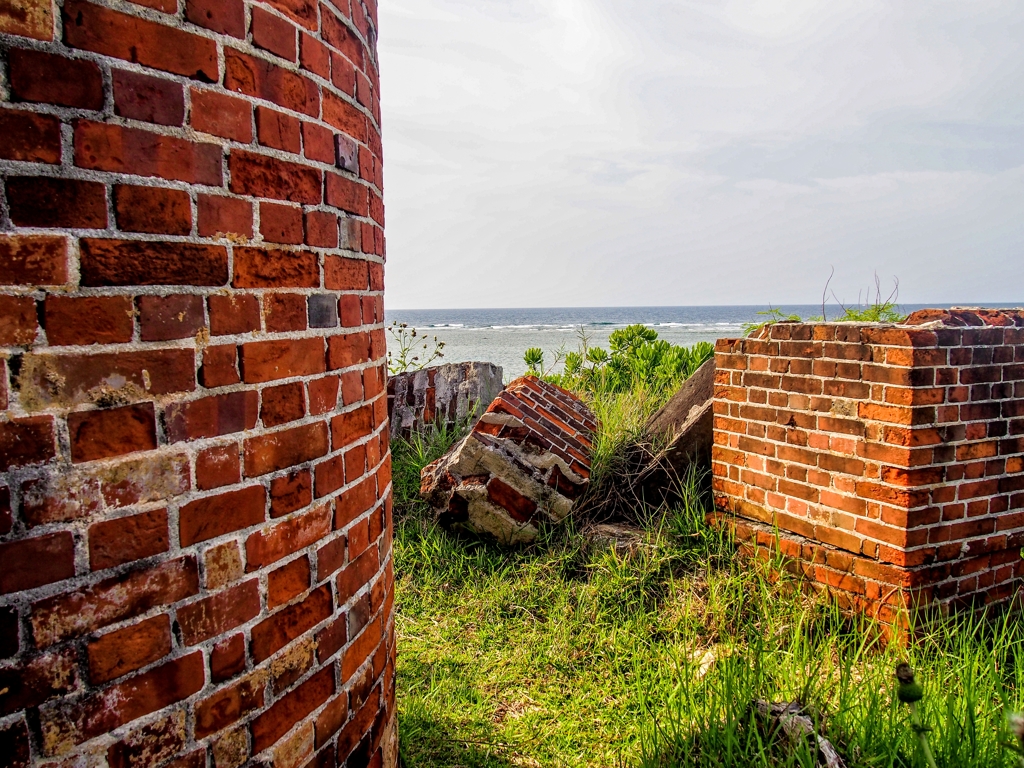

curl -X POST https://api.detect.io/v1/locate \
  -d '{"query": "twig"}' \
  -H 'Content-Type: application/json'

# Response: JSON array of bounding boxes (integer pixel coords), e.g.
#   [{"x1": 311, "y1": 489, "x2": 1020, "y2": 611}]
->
[{"x1": 822, "y1": 266, "x2": 835, "y2": 322}]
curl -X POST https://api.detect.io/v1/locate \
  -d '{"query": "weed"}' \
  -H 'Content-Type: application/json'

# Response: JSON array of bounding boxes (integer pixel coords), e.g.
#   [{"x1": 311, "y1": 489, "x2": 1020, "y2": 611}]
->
[{"x1": 387, "y1": 321, "x2": 447, "y2": 374}]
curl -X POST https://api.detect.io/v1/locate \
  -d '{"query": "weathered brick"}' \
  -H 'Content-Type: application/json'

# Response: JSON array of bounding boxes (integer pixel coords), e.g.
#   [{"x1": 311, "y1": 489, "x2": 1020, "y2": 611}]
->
[
  {"x1": 64, "y1": 0, "x2": 218, "y2": 80},
  {"x1": 262, "y1": 381, "x2": 307, "y2": 427},
  {"x1": 186, "y1": 0, "x2": 245, "y2": 37},
  {"x1": 80, "y1": 239, "x2": 228, "y2": 286},
  {"x1": 261, "y1": 202, "x2": 305, "y2": 244},
  {"x1": 265, "y1": 293, "x2": 309, "y2": 332},
  {"x1": 31, "y1": 556, "x2": 198, "y2": 647},
  {"x1": 40, "y1": 652, "x2": 205, "y2": 749},
  {"x1": 241, "y1": 337, "x2": 326, "y2": 383},
  {"x1": 0, "y1": 0, "x2": 54, "y2": 39},
  {"x1": 68, "y1": 403, "x2": 158, "y2": 463},
  {"x1": 209, "y1": 294, "x2": 261, "y2": 336},
  {"x1": 246, "y1": 503, "x2": 332, "y2": 570},
  {"x1": 179, "y1": 485, "x2": 266, "y2": 545},
  {"x1": 233, "y1": 246, "x2": 319, "y2": 288},
  {"x1": 6, "y1": 177, "x2": 107, "y2": 230},
  {"x1": 0, "y1": 648, "x2": 79, "y2": 717},
  {"x1": 225, "y1": 48, "x2": 319, "y2": 116},
  {"x1": 268, "y1": 555, "x2": 311, "y2": 607},
  {"x1": 75, "y1": 121, "x2": 222, "y2": 186},
  {"x1": 229, "y1": 149, "x2": 322, "y2": 204},
  {"x1": 113, "y1": 69, "x2": 186, "y2": 126},
  {"x1": 195, "y1": 672, "x2": 265, "y2": 738},
  {"x1": 0, "y1": 416, "x2": 56, "y2": 471},
  {"x1": 250, "y1": 583, "x2": 331, "y2": 662},
  {"x1": 196, "y1": 444, "x2": 242, "y2": 490},
  {"x1": 106, "y1": 712, "x2": 187, "y2": 768},
  {"x1": 190, "y1": 88, "x2": 253, "y2": 142},
  {"x1": 0, "y1": 531, "x2": 75, "y2": 594},
  {"x1": 86, "y1": 614, "x2": 172, "y2": 684},
  {"x1": 89, "y1": 508, "x2": 169, "y2": 570},
  {"x1": 139, "y1": 294, "x2": 205, "y2": 341},
  {"x1": 178, "y1": 578, "x2": 260, "y2": 644},
  {"x1": 250, "y1": 666, "x2": 334, "y2": 751},
  {"x1": 252, "y1": 6, "x2": 298, "y2": 60},
  {"x1": 204, "y1": 541, "x2": 244, "y2": 590},
  {"x1": 8, "y1": 48, "x2": 102, "y2": 108},
  {"x1": 201, "y1": 344, "x2": 241, "y2": 388},
  {"x1": 271, "y1": 470, "x2": 313, "y2": 517},
  {"x1": 0, "y1": 295, "x2": 37, "y2": 346},
  {"x1": 115, "y1": 184, "x2": 192, "y2": 235},
  {"x1": 0, "y1": 235, "x2": 67, "y2": 285},
  {"x1": 244, "y1": 421, "x2": 330, "y2": 476},
  {"x1": 0, "y1": 106, "x2": 61, "y2": 163}
]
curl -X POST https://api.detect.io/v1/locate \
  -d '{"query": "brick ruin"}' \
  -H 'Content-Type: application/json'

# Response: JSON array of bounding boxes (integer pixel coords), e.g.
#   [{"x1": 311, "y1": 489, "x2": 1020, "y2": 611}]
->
[
  {"x1": 386, "y1": 361, "x2": 503, "y2": 440},
  {"x1": 713, "y1": 309, "x2": 1024, "y2": 623},
  {"x1": 0, "y1": 0, "x2": 395, "y2": 765}
]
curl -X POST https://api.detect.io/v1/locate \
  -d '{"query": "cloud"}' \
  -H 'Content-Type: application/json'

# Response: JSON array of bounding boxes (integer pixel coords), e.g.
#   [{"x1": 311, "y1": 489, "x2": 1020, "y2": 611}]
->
[{"x1": 378, "y1": 0, "x2": 1024, "y2": 308}]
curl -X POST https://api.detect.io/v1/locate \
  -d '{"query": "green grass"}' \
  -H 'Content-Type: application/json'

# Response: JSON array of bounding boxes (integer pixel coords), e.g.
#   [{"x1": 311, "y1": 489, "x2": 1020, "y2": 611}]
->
[{"x1": 393, "y1": 425, "x2": 1024, "y2": 768}]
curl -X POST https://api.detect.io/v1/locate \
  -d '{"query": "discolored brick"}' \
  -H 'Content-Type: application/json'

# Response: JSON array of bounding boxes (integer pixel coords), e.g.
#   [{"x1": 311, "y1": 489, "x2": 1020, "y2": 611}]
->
[
  {"x1": 6, "y1": 177, "x2": 107, "y2": 230},
  {"x1": 139, "y1": 294, "x2": 205, "y2": 341}
]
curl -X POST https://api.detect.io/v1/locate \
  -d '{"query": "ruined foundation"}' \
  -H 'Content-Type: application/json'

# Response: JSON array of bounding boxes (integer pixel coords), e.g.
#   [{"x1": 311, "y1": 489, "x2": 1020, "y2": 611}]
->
[{"x1": 713, "y1": 309, "x2": 1024, "y2": 623}]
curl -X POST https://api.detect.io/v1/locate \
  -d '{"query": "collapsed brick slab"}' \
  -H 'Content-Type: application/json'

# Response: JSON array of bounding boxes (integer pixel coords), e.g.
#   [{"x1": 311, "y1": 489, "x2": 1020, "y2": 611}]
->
[
  {"x1": 420, "y1": 376, "x2": 596, "y2": 543},
  {"x1": 387, "y1": 361, "x2": 503, "y2": 439}
]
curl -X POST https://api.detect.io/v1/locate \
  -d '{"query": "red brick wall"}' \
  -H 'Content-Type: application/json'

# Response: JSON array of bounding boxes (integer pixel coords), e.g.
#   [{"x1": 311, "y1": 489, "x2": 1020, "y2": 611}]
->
[
  {"x1": 712, "y1": 309, "x2": 1024, "y2": 623},
  {"x1": 0, "y1": 0, "x2": 396, "y2": 764}
]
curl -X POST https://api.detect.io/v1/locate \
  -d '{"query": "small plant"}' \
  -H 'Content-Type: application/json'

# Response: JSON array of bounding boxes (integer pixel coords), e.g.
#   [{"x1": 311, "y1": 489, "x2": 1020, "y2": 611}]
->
[
  {"x1": 896, "y1": 663, "x2": 938, "y2": 768},
  {"x1": 387, "y1": 321, "x2": 446, "y2": 375},
  {"x1": 744, "y1": 274, "x2": 908, "y2": 336},
  {"x1": 742, "y1": 306, "x2": 804, "y2": 337}
]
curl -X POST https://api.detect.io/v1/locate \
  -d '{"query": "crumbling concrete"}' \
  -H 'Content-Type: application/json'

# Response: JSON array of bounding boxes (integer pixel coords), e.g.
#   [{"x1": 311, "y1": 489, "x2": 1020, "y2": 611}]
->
[{"x1": 420, "y1": 376, "x2": 596, "y2": 543}]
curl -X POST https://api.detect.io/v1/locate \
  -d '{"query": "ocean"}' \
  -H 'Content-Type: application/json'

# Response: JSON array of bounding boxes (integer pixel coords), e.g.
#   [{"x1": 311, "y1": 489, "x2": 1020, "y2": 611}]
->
[{"x1": 383, "y1": 305, "x2": 961, "y2": 379}]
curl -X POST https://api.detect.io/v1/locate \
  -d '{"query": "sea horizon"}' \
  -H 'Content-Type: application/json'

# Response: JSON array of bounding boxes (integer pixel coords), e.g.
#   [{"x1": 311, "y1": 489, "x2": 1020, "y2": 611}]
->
[{"x1": 384, "y1": 303, "x2": 1022, "y2": 379}]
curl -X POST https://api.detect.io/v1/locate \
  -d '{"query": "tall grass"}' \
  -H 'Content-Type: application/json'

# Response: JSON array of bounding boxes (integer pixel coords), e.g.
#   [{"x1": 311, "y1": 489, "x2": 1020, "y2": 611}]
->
[{"x1": 392, "y1": 426, "x2": 1024, "y2": 767}]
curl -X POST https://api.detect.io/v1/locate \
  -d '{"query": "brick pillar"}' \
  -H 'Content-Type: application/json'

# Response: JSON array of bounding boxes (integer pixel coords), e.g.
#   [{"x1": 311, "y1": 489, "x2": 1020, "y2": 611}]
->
[
  {"x1": 0, "y1": 0, "x2": 396, "y2": 764},
  {"x1": 711, "y1": 309, "x2": 1024, "y2": 624}
]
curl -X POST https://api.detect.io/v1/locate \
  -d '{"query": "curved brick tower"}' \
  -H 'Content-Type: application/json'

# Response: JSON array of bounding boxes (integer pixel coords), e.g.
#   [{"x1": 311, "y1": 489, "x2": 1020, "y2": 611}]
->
[{"x1": 0, "y1": 0, "x2": 395, "y2": 764}]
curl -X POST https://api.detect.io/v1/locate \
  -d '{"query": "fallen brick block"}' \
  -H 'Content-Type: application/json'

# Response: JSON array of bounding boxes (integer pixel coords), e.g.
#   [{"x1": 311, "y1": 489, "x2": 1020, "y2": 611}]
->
[{"x1": 420, "y1": 376, "x2": 596, "y2": 544}]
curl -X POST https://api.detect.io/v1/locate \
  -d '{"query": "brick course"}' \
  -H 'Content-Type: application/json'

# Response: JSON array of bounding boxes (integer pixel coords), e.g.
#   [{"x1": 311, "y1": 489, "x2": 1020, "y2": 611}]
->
[
  {"x1": 0, "y1": 0, "x2": 396, "y2": 762},
  {"x1": 712, "y1": 309, "x2": 1024, "y2": 622}
]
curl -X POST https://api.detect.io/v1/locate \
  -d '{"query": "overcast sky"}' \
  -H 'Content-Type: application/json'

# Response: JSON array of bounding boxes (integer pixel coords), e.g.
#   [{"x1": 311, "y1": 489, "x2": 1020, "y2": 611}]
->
[{"x1": 378, "y1": 0, "x2": 1024, "y2": 309}]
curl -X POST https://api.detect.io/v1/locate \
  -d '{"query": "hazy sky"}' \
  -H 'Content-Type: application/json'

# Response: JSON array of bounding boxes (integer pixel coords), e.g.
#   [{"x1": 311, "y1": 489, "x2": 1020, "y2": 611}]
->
[{"x1": 378, "y1": 0, "x2": 1024, "y2": 309}]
